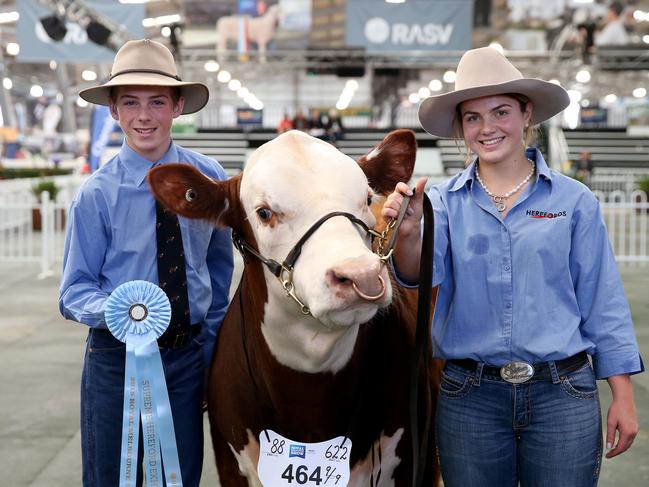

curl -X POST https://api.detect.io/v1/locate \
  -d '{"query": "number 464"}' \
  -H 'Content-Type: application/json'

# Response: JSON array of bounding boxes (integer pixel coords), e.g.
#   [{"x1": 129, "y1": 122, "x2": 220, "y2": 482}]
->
[{"x1": 281, "y1": 464, "x2": 322, "y2": 485}]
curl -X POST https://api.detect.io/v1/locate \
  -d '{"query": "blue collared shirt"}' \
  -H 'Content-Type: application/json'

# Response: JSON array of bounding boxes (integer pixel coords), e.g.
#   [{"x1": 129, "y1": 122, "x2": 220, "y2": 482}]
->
[
  {"x1": 59, "y1": 142, "x2": 234, "y2": 361},
  {"x1": 423, "y1": 149, "x2": 643, "y2": 379}
]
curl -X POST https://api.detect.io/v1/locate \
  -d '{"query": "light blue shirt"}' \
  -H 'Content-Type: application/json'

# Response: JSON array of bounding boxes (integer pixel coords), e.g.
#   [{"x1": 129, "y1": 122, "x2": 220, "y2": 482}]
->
[
  {"x1": 422, "y1": 149, "x2": 643, "y2": 379},
  {"x1": 59, "y1": 142, "x2": 234, "y2": 362}
]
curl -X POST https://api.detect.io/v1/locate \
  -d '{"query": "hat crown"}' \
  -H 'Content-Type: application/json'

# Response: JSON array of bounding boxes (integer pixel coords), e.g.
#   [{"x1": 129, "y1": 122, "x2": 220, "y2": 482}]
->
[
  {"x1": 111, "y1": 39, "x2": 177, "y2": 78},
  {"x1": 454, "y1": 47, "x2": 523, "y2": 92}
]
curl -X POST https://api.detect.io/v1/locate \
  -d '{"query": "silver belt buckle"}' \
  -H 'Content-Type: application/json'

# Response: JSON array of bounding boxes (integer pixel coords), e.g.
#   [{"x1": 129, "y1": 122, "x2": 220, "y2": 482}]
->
[{"x1": 500, "y1": 361, "x2": 534, "y2": 384}]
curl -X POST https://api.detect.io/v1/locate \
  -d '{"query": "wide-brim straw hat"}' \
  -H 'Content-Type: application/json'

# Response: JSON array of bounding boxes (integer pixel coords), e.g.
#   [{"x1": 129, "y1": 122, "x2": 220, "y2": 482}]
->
[
  {"x1": 79, "y1": 39, "x2": 208, "y2": 115},
  {"x1": 418, "y1": 47, "x2": 570, "y2": 138}
]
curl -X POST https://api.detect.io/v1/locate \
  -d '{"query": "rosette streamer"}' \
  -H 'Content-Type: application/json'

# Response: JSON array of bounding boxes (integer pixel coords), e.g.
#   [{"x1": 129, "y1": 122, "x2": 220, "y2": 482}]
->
[{"x1": 105, "y1": 280, "x2": 183, "y2": 487}]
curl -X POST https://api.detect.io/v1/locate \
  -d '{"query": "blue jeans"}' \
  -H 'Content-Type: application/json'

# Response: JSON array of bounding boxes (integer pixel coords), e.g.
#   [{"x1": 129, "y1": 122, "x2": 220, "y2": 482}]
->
[
  {"x1": 436, "y1": 359, "x2": 602, "y2": 487},
  {"x1": 81, "y1": 328, "x2": 206, "y2": 487}
]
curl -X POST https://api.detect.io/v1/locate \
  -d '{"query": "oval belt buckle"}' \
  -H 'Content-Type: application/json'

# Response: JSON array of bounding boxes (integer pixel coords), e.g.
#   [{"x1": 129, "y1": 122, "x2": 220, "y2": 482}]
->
[{"x1": 500, "y1": 361, "x2": 534, "y2": 384}]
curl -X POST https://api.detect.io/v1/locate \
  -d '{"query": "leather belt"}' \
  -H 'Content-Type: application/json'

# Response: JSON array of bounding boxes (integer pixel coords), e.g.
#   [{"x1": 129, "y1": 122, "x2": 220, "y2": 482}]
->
[
  {"x1": 157, "y1": 324, "x2": 201, "y2": 349},
  {"x1": 448, "y1": 352, "x2": 589, "y2": 384}
]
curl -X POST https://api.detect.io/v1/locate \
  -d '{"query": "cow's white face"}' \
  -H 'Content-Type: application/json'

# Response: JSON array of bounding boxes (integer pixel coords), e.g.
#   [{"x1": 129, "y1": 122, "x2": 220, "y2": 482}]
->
[
  {"x1": 148, "y1": 129, "x2": 417, "y2": 374},
  {"x1": 241, "y1": 131, "x2": 392, "y2": 372}
]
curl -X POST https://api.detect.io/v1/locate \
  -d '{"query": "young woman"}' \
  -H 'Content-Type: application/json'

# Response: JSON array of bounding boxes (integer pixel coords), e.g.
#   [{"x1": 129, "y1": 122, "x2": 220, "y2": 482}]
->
[{"x1": 382, "y1": 47, "x2": 643, "y2": 486}]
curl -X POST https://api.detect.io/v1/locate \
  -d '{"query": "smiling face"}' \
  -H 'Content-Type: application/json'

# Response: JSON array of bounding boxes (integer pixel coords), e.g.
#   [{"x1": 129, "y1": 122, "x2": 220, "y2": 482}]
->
[
  {"x1": 459, "y1": 94, "x2": 532, "y2": 167},
  {"x1": 109, "y1": 85, "x2": 184, "y2": 162}
]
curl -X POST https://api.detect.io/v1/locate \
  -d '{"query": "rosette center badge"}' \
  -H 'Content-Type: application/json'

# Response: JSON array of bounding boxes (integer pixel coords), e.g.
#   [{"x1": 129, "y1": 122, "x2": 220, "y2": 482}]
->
[{"x1": 105, "y1": 280, "x2": 171, "y2": 342}]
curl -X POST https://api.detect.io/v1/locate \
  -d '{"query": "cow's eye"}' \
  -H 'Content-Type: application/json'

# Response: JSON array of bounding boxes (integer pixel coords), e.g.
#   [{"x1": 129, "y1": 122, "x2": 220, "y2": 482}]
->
[
  {"x1": 367, "y1": 194, "x2": 373, "y2": 206},
  {"x1": 256, "y1": 207, "x2": 273, "y2": 221}
]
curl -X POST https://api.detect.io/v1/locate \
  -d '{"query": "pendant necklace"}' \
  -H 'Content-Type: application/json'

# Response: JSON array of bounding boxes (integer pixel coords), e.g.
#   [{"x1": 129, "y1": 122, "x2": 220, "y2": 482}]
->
[{"x1": 475, "y1": 159, "x2": 536, "y2": 212}]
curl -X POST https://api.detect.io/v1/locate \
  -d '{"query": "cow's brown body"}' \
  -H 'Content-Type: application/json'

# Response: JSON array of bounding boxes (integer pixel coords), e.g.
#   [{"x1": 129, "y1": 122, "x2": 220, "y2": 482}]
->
[
  {"x1": 149, "y1": 130, "x2": 441, "y2": 485},
  {"x1": 210, "y1": 272, "x2": 440, "y2": 484}
]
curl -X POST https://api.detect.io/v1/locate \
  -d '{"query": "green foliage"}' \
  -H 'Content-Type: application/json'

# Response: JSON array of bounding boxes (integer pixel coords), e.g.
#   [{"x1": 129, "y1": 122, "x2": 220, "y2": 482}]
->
[
  {"x1": 0, "y1": 167, "x2": 72, "y2": 179},
  {"x1": 638, "y1": 176, "x2": 649, "y2": 195},
  {"x1": 31, "y1": 180, "x2": 61, "y2": 201}
]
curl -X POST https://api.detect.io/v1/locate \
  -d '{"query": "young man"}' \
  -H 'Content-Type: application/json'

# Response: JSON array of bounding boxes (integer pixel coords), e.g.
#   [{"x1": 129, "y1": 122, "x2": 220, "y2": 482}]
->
[{"x1": 59, "y1": 39, "x2": 233, "y2": 486}]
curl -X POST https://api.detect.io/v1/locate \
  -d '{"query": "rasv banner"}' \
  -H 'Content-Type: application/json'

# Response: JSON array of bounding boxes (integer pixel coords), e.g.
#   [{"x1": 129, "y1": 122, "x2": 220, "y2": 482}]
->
[
  {"x1": 346, "y1": 0, "x2": 472, "y2": 52},
  {"x1": 17, "y1": 0, "x2": 144, "y2": 63}
]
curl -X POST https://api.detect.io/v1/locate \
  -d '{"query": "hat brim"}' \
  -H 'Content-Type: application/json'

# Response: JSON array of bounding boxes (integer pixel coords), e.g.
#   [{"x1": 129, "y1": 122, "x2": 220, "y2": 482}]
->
[
  {"x1": 79, "y1": 71, "x2": 209, "y2": 115},
  {"x1": 418, "y1": 78, "x2": 570, "y2": 138}
]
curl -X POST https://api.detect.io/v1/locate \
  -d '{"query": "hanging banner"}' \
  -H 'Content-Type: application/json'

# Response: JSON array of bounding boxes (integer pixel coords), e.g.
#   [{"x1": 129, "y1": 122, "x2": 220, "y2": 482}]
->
[
  {"x1": 89, "y1": 105, "x2": 122, "y2": 172},
  {"x1": 17, "y1": 0, "x2": 145, "y2": 63},
  {"x1": 346, "y1": 0, "x2": 473, "y2": 52}
]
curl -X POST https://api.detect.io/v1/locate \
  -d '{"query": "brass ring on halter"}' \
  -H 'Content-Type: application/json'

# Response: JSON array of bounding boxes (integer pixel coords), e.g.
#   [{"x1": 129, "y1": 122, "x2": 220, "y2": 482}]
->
[{"x1": 352, "y1": 275, "x2": 386, "y2": 301}]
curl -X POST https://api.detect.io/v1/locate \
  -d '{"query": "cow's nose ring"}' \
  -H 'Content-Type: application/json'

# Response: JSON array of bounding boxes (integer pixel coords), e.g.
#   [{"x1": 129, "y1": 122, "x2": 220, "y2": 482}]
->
[{"x1": 352, "y1": 275, "x2": 386, "y2": 301}]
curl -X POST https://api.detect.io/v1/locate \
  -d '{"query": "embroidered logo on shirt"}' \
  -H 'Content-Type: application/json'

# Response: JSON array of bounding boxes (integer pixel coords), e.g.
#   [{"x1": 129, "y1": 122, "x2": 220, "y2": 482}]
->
[{"x1": 526, "y1": 209, "x2": 567, "y2": 219}]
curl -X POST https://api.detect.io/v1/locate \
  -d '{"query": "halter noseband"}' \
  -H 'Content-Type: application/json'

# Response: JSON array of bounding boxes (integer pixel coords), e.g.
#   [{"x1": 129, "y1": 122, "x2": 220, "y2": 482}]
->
[{"x1": 233, "y1": 197, "x2": 411, "y2": 315}]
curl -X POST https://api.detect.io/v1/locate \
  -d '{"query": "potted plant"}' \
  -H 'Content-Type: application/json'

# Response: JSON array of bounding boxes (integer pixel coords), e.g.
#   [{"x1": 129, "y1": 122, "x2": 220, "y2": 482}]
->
[
  {"x1": 31, "y1": 180, "x2": 62, "y2": 231},
  {"x1": 638, "y1": 176, "x2": 649, "y2": 196},
  {"x1": 635, "y1": 176, "x2": 649, "y2": 214}
]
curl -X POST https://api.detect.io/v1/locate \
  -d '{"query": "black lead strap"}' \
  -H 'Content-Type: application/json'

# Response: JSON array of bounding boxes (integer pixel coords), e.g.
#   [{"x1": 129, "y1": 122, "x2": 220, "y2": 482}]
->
[{"x1": 410, "y1": 191, "x2": 434, "y2": 487}]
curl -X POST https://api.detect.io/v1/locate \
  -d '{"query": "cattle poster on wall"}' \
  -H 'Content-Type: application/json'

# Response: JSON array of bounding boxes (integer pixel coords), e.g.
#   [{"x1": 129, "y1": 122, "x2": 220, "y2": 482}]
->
[{"x1": 346, "y1": 0, "x2": 473, "y2": 52}]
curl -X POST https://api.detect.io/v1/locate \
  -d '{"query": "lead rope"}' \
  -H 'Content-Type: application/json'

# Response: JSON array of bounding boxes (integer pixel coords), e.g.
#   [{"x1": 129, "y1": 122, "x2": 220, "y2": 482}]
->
[{"x1": 410, "y1": 191, "x2": 434, "y2": 487}]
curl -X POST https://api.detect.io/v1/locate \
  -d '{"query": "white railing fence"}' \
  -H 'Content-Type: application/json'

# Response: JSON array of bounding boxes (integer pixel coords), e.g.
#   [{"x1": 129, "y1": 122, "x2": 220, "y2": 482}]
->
[
  {"x1": 1, "y1": 178, "x2": 648, "y2": 273},
  {"x1": 593, "y1": 190, "x2": 649, "y2": 265},
  {"x1": 0, "y1": 175, "x2": 83, "y2": 278}
]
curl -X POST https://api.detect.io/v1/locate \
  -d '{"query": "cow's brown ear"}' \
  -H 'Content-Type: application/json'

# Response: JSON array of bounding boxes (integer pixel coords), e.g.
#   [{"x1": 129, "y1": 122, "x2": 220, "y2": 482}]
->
[
  {"x1": 147, "y1": 164, "x2": 241, "y2": 229},
  {"x1": 357, "y1": 129, "x2": 416, "y2": 195}
]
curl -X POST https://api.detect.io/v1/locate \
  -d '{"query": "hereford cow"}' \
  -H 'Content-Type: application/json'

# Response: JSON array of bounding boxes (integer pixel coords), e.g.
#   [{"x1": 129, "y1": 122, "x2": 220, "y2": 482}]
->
[{"x1": 148, "y1": 130, "x2": 441, "y2": 486}]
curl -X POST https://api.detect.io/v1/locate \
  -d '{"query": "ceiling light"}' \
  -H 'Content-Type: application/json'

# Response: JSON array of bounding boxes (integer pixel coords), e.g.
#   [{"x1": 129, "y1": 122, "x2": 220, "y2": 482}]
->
[
  {"x1": 228, "y1": 79, "x2": 241, "y2": 91},
  {"x1": 39, "y1": 15, "x2": 67, "y2": 41},
  {"x1": 76, "y1": 97, "x2": 89, "y2": 108},
  {"x1": 237, "y1": 87, "x2": 249, "y2": 98},
  {"x1": 442, "y1": 70, "x2": 456, "y2": 84},
  {"x1": 418, "y1": 87, "x2": 431, "y2": 98},
  {"x1": 345, "y1": 80, "x2": 359, "y2": 90},
  {"x1": 408, "y1": 93, "x2": 420, "y2": 104},
  {"x1": 6, "y1": 42, "x2": 19, "y2": 56},
  {"x1": 204, "y1": 61, "x2": 219, "y2": 72},
  {"x1": 428, "y1": 79, "x2": 442, "y2": 92},
  {"x1": 3, "y1": 78, "x2": 12, "y2": 90},
  {"x1": 82, "y1": 70, "x2": 97, "y2": 81},
  {"x1": 567, "y1": 89, "x2": 582, "y2": 103},
  {"x1": 575, "y1": 70, "x2": 591, "y2": 83},
  {"x1": 604, "y1": 94, "x2": 617, "y2": 103},
  {"x1": 633, "y1": 87, "x2": 647, "y2": 98},
  {"x1": 161, "y1": 26, "x2": 171, "y2": 37},
  {"x1": 142, "y1": 14, "x2": 181, "y2": 28},
  {"x1": 86, "y1": 20, "x2": 112, "y2": 46},
  {"x1": 30, "y1": 85, "x2": 44, "y2": 98},
  {"x1": 549, "y1": 79, "x2": 561, "y2": 86},
  {"x1": 0, "y1": 11, "x2": 19, "y2": 24},
  {"x1": 217, "y1": 70, "x2": 231, "y2": 83}
]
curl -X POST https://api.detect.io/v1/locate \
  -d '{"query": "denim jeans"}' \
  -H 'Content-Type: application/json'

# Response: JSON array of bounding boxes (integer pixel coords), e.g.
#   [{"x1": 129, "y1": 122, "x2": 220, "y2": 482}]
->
[
  {"x1": 436, "y1": 359, "x2": 602, "y2": 487},
  {"x1": 81, "y1": 328, "x2": 205, "y2": 487}
]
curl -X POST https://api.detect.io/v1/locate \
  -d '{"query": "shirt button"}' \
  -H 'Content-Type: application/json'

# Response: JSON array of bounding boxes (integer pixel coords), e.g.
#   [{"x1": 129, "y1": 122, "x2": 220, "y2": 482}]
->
[
  {"x1": 506, "y1": 302, "x2": 512, "y2": 309},
  {"x1": 504, "y1": 265, "x2": 511, "y2": 271}
]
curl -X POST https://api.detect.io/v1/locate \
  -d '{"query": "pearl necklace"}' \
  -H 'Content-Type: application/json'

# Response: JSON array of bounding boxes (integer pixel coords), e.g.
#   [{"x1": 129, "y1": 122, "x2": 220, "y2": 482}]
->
[{"x1": 475, "y1": 159, "x2": 536, "y2": 212}]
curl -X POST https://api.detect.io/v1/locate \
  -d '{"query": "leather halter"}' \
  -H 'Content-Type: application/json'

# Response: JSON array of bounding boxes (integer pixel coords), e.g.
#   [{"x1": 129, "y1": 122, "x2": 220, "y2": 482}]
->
[{"x1": 232, "y1": 198, "x2": 411, "y2": 316}]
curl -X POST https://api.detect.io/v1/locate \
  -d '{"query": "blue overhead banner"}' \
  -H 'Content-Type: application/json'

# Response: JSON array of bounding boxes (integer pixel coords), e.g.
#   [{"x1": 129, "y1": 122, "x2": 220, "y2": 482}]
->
[
  {"x1": 17, "y1": 0, "x2": 145, "y2": 63},
  {"x1": 346, "y1": 0, "x2": 473, "y2": 52}
]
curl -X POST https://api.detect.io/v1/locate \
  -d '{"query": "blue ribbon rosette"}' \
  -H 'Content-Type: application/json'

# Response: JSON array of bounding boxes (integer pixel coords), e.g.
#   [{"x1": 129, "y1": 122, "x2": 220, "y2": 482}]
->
[{"x1": 105, "y1": 280, "x2": 183, "y2": 487}]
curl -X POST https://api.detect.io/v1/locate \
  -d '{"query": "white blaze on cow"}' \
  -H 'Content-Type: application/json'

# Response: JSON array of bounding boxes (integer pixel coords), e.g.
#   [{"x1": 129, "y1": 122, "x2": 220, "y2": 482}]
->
[{"x1": 240, "y1": 132, "x2": 392, "y2": 373}]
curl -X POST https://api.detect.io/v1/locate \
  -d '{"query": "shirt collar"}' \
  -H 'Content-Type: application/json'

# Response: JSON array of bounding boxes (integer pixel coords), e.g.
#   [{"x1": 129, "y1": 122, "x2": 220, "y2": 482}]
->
[
  {"x1": 526, "y1": 147, "x2": 552, "y2": 184},
  {"x1": 119, "y1": 141, "x2": 178, "y2": 187},
  {"x1": 448, "y1": 147, "x2": 552, "y2": 193}
]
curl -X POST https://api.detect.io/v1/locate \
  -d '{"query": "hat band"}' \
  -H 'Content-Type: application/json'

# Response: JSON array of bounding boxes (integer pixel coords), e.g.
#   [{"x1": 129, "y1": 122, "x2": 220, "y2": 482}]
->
[{"x1": 109, "y1": 68, "x2": 182, "y2": 81}]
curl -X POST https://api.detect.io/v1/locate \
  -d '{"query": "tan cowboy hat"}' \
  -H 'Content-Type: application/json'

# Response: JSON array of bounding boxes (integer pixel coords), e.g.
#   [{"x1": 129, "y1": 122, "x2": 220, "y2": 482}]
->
[
  {"x1": 79, "y1": 39, "x2": 208, "y2": 114},
  {"x1": 418, "y1": 47, "x2": 570, "y2": 138}
]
